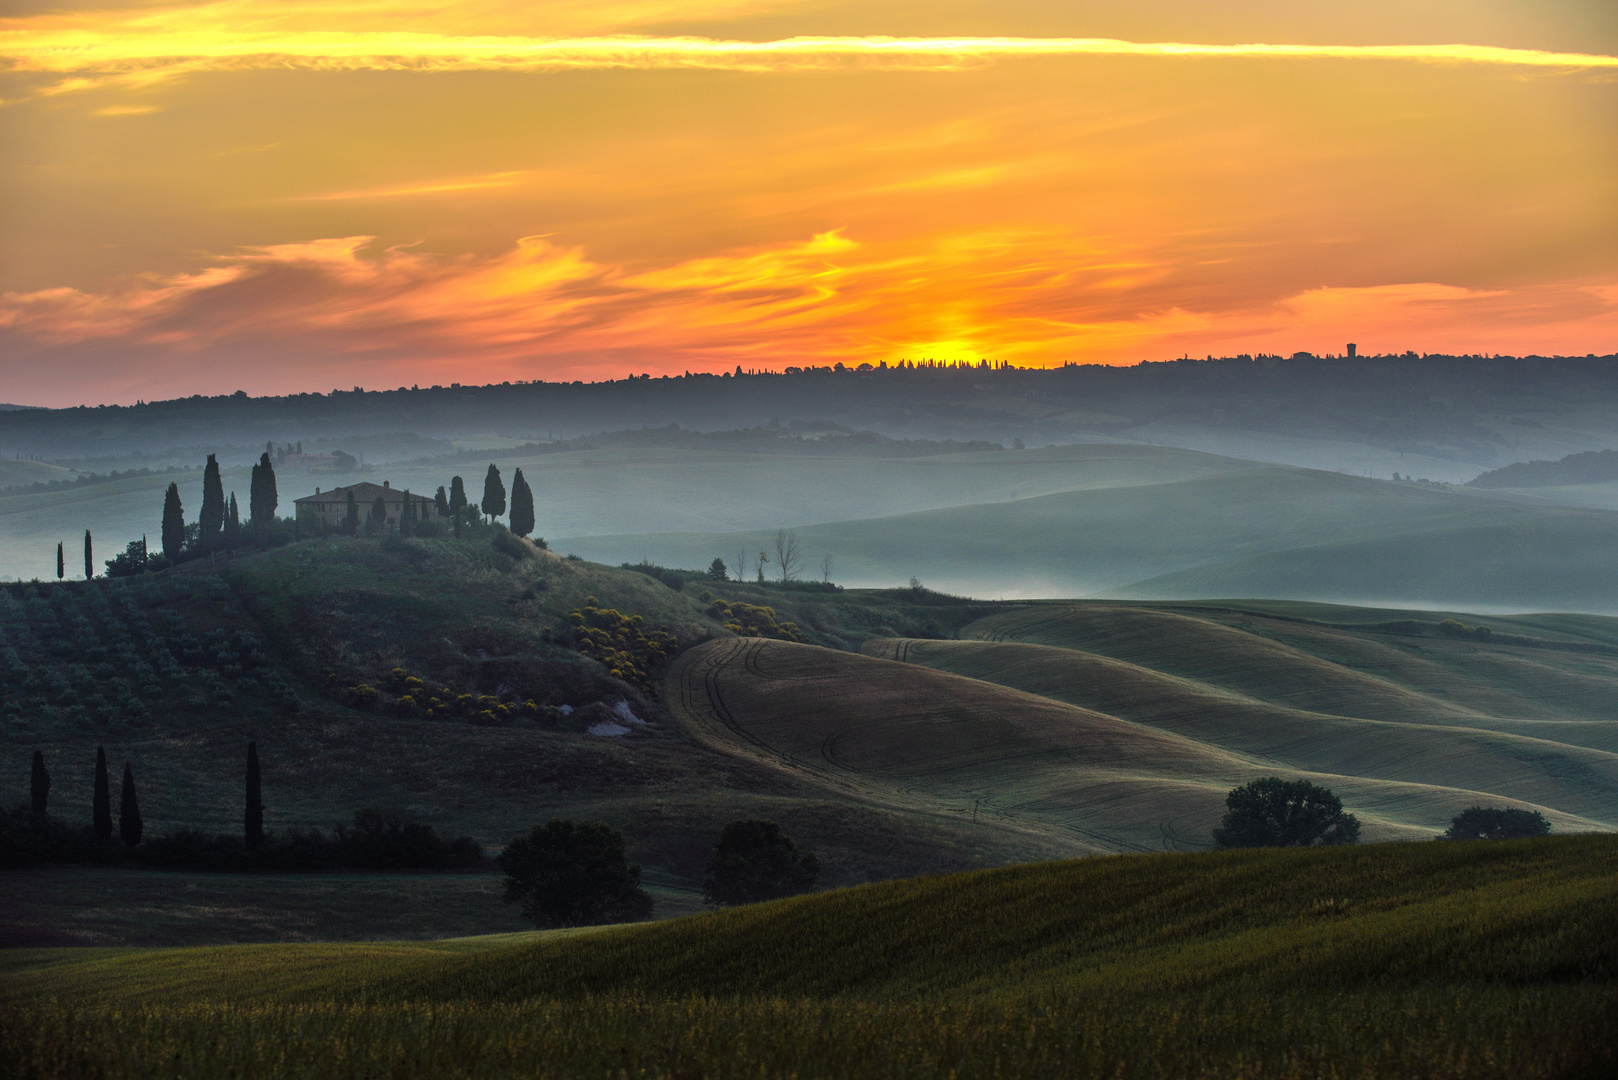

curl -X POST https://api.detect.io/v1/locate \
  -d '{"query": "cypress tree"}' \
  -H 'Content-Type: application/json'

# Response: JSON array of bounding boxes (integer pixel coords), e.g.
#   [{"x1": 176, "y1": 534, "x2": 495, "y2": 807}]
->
[
  {"x1": 84, "y1": 530, "x2": 93, "y2": 580},
  {"x1": 30, "y1": 750, "x2": 50, "y2": 815},
  {"x1": 250, "y1": 453, "x2": 278, "y2": 534},
  {"x1": 434, "y1": 485, "x2": 449, "y2": 517},
  {"x1": 161, "y1": 482, "x2": 185, "y2": 560},
  {"x1": 449, "y1": 476, "x2": 467, "y2": 538},
  {"x1": 401, "y1": 490, "x2": 416, "y2": 534},
  {"x1": 509, "y1": 468, "x2": 535, "y2": 537},
  {"x1": 200, "y1": 453, "x2": 225, "y2": 546},
  {"x1": 56, "y1": 541, "x2": 63, "y2": 580},
  {"x1": 246, "y1": 741, "x2": 264, "y2": 850},
  {"x1": 92, "y1": 746, "x2": 112, "y2": 840},
  {"x1": 224, "y1": 492, "x2": 241, "y2": 548},
  {"x1": 481, "y1": 464, "x2": 506, "y2": 521},
  {"x1": 369, "y1": 494, "x2": 388, "y2": 534},
  {"x1": 119, "y1": 762, "x2": 143, "y2": 847}
]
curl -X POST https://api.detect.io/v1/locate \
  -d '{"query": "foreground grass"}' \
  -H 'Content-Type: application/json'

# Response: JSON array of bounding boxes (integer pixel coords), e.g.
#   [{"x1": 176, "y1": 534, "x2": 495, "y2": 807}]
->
[{"x1": 4, "y1": 836, "x2": 1615, "y2": 1079}]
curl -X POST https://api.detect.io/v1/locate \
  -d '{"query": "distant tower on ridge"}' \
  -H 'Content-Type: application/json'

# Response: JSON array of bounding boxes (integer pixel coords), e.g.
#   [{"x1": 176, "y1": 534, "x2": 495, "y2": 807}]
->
[{"x1": 1346, "y1": 343, "x2": 1358, "y2": 358}]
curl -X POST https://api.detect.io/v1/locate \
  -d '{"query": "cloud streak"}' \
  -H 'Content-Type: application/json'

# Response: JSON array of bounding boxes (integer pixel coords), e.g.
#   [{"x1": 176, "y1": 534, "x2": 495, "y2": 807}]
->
[
  {"x1": 4, "y1": 232, "x2": 1615, "y2": 406},
  {"x1": 5, "y1": 29, "x2": 1616, "y2": 81}
]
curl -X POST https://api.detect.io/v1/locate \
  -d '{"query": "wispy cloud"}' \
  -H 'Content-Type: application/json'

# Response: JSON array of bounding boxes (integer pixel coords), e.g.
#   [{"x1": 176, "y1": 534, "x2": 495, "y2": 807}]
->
[
  {"x1": 286, "y1": 171, "x2": 531, "y2": 201},
  {"x1": 5, "y1": 29, "x2": 1615, "y2": 83}
]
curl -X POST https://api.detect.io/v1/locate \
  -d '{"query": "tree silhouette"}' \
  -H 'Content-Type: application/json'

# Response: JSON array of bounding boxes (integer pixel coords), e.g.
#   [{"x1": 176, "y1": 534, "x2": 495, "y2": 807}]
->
[
  {"x1": 497, "y1": 819, "x2": 654, "y2": 928},
  {"x1": 707, "y1": 557, "x2": 729, "y2": 581},
  {"x1": 508, "y1": 468, "x2": 534, "y2": 537},
  {"x1": 344, "y1": 489, "x2": 360, "y2": 535},
  {"x1": 449, "y1": 476, "x2": 467, "y2": 538},
  {"x1": 119, "y1": 762, "x2": 143, "y2": 848},
  {"x1": 1212, "y1": 777, "x2": 1360, "y2": 848},
  {"x1": 1443, "y1": 806, "x2": 1551, "y2": 840},
  {"x1": 702, "y1": 819, "x2": 819, "y2": 906},
  {"x1": 434, "y1": 485, "x2": 449, "y2": 517},
  {"x1": 367, "y1": 493, "x2": 388, "y2": 535},
  {"x1": 200, "y1": 453, "x2": 225, "y2": 547},
  {"x1": 774, "y1": 529, "x2": 801, "y2": 582},
  {"x1": 482, "y1": 464, "x2": 506, "y2": 521},
  {"x1": 249, "y1": 452, "x2": 278, "y2": 535},
  {"x1": 161, "y1": 482, "x2": 185, "y2": 560},
  {"x1": 83, "y1": 530, "x2": 93, "y2": 580},
  {"x1": 56, "y1": 541, "x2": 63, "y2": 581}
]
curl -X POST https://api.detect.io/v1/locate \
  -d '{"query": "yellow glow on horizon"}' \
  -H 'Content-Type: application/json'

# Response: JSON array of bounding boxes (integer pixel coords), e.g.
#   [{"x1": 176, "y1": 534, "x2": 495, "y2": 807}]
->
[{"x1": 5, "y1": 29, "x2": 1616, "y2": 81}]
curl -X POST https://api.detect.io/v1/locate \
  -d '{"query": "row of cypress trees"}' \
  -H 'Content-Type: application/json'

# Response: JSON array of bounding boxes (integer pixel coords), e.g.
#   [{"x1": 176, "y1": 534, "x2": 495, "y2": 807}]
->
[
  {"x1": 30, "y1": 746, "x2": 142, "y2": 847},
  {"x1": 160, "y1": 452, "x2": 277, "y2": 561},
  {"x1": 428, "y1": 465, "x2": 536, "y2": 538},
  {"x1": 53, "y1": 532, "x2": 94, "y2": 580},
  {"x1": 26, "y1": 740, "x2": 265, "y2": 851}
]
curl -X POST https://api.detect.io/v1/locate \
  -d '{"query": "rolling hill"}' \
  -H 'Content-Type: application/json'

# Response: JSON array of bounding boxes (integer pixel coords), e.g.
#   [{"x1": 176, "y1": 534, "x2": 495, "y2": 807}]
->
[
  {"x1": 667, "y1": 613, "x2": 1618, "y2": 852},
  {"x1": 564, "y1": 462, "x2": 1618, "y2": 610},
  {"x1": 5, "y1": 837, "x2": 1614, "y2": 1079}
]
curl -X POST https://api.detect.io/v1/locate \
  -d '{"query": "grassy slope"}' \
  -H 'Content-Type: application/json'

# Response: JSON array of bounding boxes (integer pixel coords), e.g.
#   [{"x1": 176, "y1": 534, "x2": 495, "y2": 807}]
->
[
  {"x1": 670, "y1": 626, "x2": 1617, "y2": 853},
  {"x1": 669, "y1": 637, "x2": 1251, "y2": 854},
  {"x1": 1, "y1": 538, "x2": 1039, "y2": 944},
  {"x1": 566, "y1": 463, "x2": 1618, "y2": 609},
  {"x1": 3, "y1": 838, "x2": 1614, "y2": 1079}
]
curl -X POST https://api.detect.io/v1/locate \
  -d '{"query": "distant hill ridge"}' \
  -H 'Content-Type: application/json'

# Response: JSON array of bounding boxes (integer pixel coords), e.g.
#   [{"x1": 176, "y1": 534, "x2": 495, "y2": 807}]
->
[{"x1": 1468, "y1": 448, "x2": 1618, "y2": 488}]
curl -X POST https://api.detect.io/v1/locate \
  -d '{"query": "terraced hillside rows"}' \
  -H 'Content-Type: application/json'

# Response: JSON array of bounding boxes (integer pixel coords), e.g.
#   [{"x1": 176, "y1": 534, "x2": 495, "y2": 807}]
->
[{"x1": 670, "y1": 605, "x2": 1618, "y2": 854}]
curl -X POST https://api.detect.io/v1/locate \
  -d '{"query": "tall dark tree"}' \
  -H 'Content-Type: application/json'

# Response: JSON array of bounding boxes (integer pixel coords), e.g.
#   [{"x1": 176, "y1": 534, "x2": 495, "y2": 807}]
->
[
  {"x1": 92, "y1": 746, "x2": 112, "y2": 841},
  {"x1": 368, "y1": 494, "x2": 388, "y2": 535},
  {"x1": 224, "y1": 492, "x2": 241, "y2": 548},
  {"x1": 161, "y1": 482, "x2": 185, "y2": 560},
  {"x1": 508, "y1": 468, "x2": 534, "y2": 537},
  {"x1": 119, "y1": 762, "x2": 143, "y2": 848},
  {"x1": 249, "y1": 452, "x2": 278, "y2": 533},
  {"x1": 245, "y1": 741, "x2": 264, "y2": 850},
  {"x1": 83, "y1": 530, "x2": 93, "y2": 580},
  {"x1": 199, "y1": 453, "x2": 225, "y2": 547},
  {"x1": 449, "y1": 476, "x2": 467, "y2": 538},
  {"x1": 56, "y1": 541, "x2": 64, "y2": 581},
  {"x1": 434, "y1": 485, "x2": 450, "y2": 517},
  {"x1": 707, "y1": 557, "x2": 728, "y2": 581},
  {"x1": 30, "y1": 750, "x2": 50, "y2": 815},
  {"x1": 481, "y1": 464, "x2": 506, "y2": 521},
  {"x1": 344, "y1": 489, "x2": 360, "y2": 535}
]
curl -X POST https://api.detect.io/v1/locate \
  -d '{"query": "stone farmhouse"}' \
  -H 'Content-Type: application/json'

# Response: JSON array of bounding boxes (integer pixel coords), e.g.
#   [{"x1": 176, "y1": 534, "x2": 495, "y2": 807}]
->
[{"x1": 293, "y1": 481, "x2": 438, "y2": 531}]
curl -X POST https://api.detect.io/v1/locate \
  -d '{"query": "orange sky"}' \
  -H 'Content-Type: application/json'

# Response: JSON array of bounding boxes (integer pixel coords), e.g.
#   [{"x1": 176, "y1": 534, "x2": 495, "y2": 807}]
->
[{"x1": 1, "y1": 0, "x2": 1614, "y2": 405}]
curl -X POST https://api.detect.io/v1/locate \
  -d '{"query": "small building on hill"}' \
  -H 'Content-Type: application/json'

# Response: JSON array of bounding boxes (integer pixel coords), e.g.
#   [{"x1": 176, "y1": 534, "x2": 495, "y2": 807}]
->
[{"x1": 294, "y1": 481, "x2": 437, "y2": 531}]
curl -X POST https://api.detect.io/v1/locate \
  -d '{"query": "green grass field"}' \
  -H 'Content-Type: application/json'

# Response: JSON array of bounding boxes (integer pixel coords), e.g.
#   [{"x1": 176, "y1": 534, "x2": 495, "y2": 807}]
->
[{"x1": 3, "y1": 837, "x2": 1613, "y2": 1079}]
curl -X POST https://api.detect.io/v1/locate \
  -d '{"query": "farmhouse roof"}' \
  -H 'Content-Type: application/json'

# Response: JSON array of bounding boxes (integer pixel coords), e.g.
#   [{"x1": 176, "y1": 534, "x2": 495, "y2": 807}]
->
[{"x1": 293, "y1": 481, "x2": 430, "y2": 504}]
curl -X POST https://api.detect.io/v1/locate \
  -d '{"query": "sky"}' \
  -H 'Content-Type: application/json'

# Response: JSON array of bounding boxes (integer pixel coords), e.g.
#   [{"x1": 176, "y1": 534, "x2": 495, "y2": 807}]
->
[{"x1": 0, "y1": 0, "x2": 1614, "y2": 406}]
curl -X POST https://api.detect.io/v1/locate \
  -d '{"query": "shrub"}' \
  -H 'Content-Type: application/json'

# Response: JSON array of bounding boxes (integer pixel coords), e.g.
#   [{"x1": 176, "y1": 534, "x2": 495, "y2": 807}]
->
[
  {"x1": 1444, "y1": 806, "x2": 1552, "y2": 840},
  {"x1": 497, "y1": 819, "x2": 654, "y2": 928},
  {"x1": 703, "y1": 819, "x2": 820, "y2": 907},
  {"x1": 707, "y1": 599, "x2": 804, "y2": 642},
  {"x1": 569, "y1": 599, "x2": 678, "y2": 691},
  {"x1": 1212, "y1": 777, "x2": 1361, "y2": 848}
]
